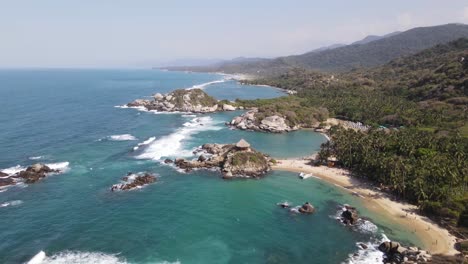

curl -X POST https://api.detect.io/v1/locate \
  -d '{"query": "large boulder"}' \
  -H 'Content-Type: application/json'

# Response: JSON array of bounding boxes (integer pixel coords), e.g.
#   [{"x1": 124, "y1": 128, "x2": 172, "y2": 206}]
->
[
  {"x1": 341, "y1": 205, "x2": 359, "y2": 225},
  {"x1": 259, "y1": 115, "x2": 291, "y2": 132},
  {"x1": 223, "y1": 104, "x2": 236, "y2": 111},
  {"x1": 153, "y1": 93, "x2": 164, "y2": 100},
  {"x1": 298, "y1": 202, "x2": 315, "y2": 214}
]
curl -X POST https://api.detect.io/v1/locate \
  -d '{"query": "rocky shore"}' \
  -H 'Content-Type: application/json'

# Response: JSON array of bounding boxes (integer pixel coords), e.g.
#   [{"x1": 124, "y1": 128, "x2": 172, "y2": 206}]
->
[
  {"x1": 378, "y1": 241, "x2": 433, "y2": 263},
  {"x1": 126, "y1": 88, "x2": 238, "y2": 113},
  {"x1": 110, "y1": 172, "x2": 157, "y2": 191},
  {"x1": 170, "y1": 139, "x2": 272, "y2": 179},
  {"x1": 0, "y1": 164, "x2": 63, "y2": 187},
  {"x1": 227, "y1": 109, "x2": 301, "y2": 133}
]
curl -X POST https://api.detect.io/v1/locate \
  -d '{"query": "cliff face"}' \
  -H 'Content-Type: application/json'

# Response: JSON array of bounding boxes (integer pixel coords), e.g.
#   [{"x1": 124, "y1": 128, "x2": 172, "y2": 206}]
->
[{"x1": 127, "y1": 88, "x2": 222, "y2": 113}]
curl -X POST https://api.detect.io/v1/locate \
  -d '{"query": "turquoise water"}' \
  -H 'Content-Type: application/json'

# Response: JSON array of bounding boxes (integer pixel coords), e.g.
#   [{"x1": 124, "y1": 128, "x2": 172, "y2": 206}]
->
[{"x1": 0, "y1": 70, "x2": 419, "y2": 263}]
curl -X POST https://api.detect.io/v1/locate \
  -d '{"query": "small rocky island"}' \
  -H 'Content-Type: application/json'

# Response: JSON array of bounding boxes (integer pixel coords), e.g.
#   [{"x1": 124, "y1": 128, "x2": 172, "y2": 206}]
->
[
  {"x1": 110, "y1": 172, "x2": 157, "y2": 191},
  {"x1": 0, "y1": 164, "x2": 63, "y2": 187},
  {"x1": 127, "y1": 88, "x2": 238, "y2": 113},
  {"x1": 171, "y1": 139, "x2": 272, "y2": 179}
]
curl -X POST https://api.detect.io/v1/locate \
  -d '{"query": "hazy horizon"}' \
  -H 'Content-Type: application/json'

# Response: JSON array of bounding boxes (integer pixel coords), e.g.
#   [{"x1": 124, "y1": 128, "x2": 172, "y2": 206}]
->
[{"x1": 1, "y1": 0, "x2": 468, "y2": 68}]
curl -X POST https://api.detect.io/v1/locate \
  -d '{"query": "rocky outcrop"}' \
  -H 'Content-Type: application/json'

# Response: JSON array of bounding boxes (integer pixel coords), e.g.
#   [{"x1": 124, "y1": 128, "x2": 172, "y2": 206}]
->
[
  {"x1": 298, "y1": 202, "x2": 315, "y2": 214},
  {"x1": 16, "y1": 164, "x2": 58, "y2": 184},
  {"x1": 111, "y1": 172, "x2": 157, "y2": 191},
  {"x1": 127, "y1": 88, "x2": 238, "y2": 113},
  {"x1": 227, "y1": 109, "x2": 298, "y2": 133},
  {"x1": 378, "y1": 241, "x2": 432, "y2": 263},
  {"x1": 0, "y1": 177, "x2": 14, "y2": 187},
  {"x1": 174, "y1": 139, "x2": 271, "y2": 179},
  {"x1": 0, "y1": 164, "x2": 62, "y2": 187},
  {"x1": 341, "y1": 205, "x2": 359, "y2": 225},
  {"x1": 222, "y1": 104, "x2": 236, "y2": 111}
]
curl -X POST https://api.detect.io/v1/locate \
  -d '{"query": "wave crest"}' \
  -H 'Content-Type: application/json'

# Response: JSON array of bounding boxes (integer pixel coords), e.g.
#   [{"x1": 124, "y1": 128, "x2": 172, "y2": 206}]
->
[
  {"x1": 108, "y1": 134, "x2": 137, "y2": 141},
  {"x1": 186, "y1": 79, "x2": 227, "y2": 90},
  {"x1": 135, "y1": 116, "x2": 222, "y2": 161},
  {"x1": 27, "y1": 250, "x2": 181, "y2": 264}
]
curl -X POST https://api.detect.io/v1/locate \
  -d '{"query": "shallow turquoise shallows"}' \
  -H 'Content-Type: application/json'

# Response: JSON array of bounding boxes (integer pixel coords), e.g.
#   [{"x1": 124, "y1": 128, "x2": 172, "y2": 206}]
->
[{"x1": 0, "y1": 70, "x2": 420, "y2": 264}]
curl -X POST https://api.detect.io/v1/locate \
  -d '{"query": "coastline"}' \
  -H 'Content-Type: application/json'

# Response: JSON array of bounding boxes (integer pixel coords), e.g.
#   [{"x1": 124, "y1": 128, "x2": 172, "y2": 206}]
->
[{"x1": 271, "y1": 158, "x2": 458, "y2": 256}]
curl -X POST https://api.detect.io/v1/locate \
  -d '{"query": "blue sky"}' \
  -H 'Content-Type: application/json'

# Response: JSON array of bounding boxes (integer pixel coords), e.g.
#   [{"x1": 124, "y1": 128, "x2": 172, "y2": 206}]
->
[{"x1": 1, "y1": 0, "x2": 468, "y2": 67}]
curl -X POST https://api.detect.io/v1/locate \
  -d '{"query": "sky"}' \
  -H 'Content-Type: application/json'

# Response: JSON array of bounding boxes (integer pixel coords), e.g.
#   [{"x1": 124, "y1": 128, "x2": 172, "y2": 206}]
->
[{"x1": 1, "y1": 0, "x2": 468, "y2": 68}]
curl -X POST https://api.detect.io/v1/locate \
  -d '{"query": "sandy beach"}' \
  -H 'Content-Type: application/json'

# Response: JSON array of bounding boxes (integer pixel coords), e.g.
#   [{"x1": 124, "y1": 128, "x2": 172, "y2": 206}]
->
[{"x1": 272, "y1": 158, "x2": 459, "y2": 255}]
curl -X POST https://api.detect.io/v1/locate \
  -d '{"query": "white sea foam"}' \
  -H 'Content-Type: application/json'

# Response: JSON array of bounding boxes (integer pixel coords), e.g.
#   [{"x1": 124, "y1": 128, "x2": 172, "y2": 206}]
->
[
  {"x1": 30, "y1": 251, "x2": 128, "y2": 264},
  {"x1": 115, "y1": 105, "x2": 188, "y2": 115},
  {"x1": 186, "y1": 78, "x2": 227, "y2": 90},
  {"x1": 46, "y1": 162, "x2": 70, "y2": 173},
  {"x1": 29, "y1": 156, "x2": 43, "y2": 160},
  {"x1": 108, "y1": 134, "x2": 137, "y2": 141},
  {"x1": 1, "y1": 165, "x2": 26, "y2": 176},
  {"x1": 0, "y1": 200, "x2": 23, "y2": 208},
  {"x1": 135, "y1": 116, "x2": 222, "y2": 161},
  {"x1": 332, "y1": 206, "x2": 378, "y2": 234},
  {"x1": 345, "y1": 235, "x2": 389, "y2": 264},
  {"x1": 28, "y1": 250, "x2": 181, "y2": 264},
  {"x1": 133, "y1": 137, "x2": 156, "y2": 151}
]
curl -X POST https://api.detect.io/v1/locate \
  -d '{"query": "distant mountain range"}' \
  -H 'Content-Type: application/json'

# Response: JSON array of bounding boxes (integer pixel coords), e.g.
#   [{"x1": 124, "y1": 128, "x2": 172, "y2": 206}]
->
[{"x1": 164, "y1": 23, "x2": 468, "y2": 75}]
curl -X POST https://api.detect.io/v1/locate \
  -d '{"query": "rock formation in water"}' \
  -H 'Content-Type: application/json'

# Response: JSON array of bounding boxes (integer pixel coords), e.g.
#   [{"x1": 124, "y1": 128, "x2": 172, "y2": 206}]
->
[
  {"x1": 341, "y1": 205, "x2": 359, "y2": 225},
  {"x1": 127, "y1": 88, "x2": 237, "y2": 113},
  {"x1": 227, "y1": 109, "x2": 299, "y2": 133},
  {"x1": 298, "y1": 202, "x2": 316, "y2": 214},
  {"x1": 0, "y1": 163, "x2": 63, "y2": 187},
  {"x1": 110, "y1": 172, "x2": 157, "y2": 191},
  {"x1": 378, "y1": 241, "x2": 432, "y2": 263},
  {"x1": 174, "y1": 139, "x2": 272, "y2": 178}
]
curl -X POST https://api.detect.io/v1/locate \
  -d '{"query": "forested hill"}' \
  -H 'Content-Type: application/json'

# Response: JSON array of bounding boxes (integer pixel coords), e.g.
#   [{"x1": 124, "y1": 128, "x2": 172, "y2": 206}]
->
[
  {"x1": 245, "y1": 38, "x2": 468, "y2": 135},
  {"x1": 282, "y1": 23, "x2": 468, "y2": 72},
  {"x1": 240, "y1": 38, "x2": 468, "y2": 240},
  {"x1": 167, "y1": 23, "x2": 468, "y2": 75}
]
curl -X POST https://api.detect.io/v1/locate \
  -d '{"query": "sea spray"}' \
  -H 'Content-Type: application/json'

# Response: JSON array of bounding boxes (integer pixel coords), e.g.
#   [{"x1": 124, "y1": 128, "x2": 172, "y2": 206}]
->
[
  {"x1": 133, "y1": 136, "x2": 156, "y2": 151},
  {"x1": 134, "y1": 116, "x2": 222, "y2": 160}
]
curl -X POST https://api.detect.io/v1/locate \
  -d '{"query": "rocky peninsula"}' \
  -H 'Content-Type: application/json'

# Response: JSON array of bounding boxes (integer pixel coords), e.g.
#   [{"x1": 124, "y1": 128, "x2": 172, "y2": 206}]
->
[
  {"x1": 126, "y1": 88, "x2": 238, "y2": 113},
  {"x1": 171, "y1": 139, "x2": 272, "y2": 179},
  {"x1": 227, "y1": 109, "x2": 300, "y2": 133}
]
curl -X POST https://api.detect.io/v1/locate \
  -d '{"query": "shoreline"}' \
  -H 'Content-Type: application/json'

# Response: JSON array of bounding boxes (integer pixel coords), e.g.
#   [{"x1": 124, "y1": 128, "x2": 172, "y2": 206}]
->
[{"x1": 271, "y1": 158, "x2": 458, "y2": 256}]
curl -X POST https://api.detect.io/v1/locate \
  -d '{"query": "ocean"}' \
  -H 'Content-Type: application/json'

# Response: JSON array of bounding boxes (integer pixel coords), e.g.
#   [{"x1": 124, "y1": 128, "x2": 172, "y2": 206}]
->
[{"x1": 0, "y1": 69, "x2": 420, "y2": 264}]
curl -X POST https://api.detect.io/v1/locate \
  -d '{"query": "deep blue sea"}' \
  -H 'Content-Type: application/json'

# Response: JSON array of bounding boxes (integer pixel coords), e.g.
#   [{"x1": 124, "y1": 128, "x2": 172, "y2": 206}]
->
[{"x1": 0, "y1": 69, "x2": 421, "y2": 264}]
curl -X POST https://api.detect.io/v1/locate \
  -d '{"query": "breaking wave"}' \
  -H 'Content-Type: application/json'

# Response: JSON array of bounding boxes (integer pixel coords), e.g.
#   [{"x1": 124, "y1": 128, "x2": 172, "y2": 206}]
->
[
  {"x1": 186, "y1": 78, "x2": 227, "y2": 90},
  {"x1": 108, "y1": 134, "x2": 137, "y2": 141},
  {"x1": 29, "y1": 156, "x2": 43, "y2": 160},
  {"x1": 0, "y1": 200, "x2": 23, "y2": 208},
  {"x1": 27, "y1": 250, "x2": 181, "y2": 264},
  {"x1": 344, "y1": 235, "x2": 389, "y2": 264},
  {"x1": 133, "y1": 137, "x2": 156, "y2": 151},
  {"x1": 134, "y1": 116, "x2": 222, "y2": 161}
]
